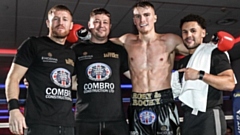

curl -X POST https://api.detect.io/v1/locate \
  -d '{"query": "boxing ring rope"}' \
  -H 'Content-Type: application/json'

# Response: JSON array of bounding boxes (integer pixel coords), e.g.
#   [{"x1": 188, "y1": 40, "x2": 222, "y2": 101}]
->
[
  {"x1": 0, "y1": 116, "x2": 234, "y2": 128},
  {"x1": 0, "y1": 84, "x2": 235, "y2": 130},
  {"x1": 0, "y1": 96, "x2": 234, "y2": 129}
]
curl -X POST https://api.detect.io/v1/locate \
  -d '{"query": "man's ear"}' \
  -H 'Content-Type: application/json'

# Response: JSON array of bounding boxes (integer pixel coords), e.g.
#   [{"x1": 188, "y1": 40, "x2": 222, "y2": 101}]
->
[
  {"x1": 70, "y1": 22, "x2": 73, "y2": 30},
  {"x1": 133, "y1": 18, "x2": 137, "y2": 26},
  {"x1": 46, "y1": 20, "x2": 50, "y2": 28},
  {"x1": 154, "y1": 15, "x2": 157, "y2": 23},
  {"x1": 202, "y1": 29, "x2": 206, "y2": 38},
  {"x1": 88, "y1": 21, "x2": 94, "y2": 29}
]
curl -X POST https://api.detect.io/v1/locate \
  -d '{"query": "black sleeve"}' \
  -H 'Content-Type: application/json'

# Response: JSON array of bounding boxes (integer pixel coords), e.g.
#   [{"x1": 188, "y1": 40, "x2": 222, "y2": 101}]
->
[
  {"x1": 228, "y1": 42, "x2": 240, "y2": 61},
  {"x1": 13, "y1": 37, "x2": 37, "y2": 68},
  {"x1": 211, "y1": 48, "x2": 231, "y2": 74}
]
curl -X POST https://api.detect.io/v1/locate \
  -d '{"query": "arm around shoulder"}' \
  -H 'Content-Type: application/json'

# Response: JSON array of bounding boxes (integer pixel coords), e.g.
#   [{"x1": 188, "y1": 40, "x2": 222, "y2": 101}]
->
[
  {"x1": 110, "y1": 33, "x2": 131, "y2": 46},
  {"x1": 168, "y1": 33, "x2": 188, "y2": 55}
]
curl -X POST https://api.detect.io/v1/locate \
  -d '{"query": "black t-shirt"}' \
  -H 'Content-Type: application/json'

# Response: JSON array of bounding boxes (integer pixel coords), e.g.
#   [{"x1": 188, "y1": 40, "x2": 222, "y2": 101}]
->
[
  {"x1": 14, "y1": 36, "x2": 75, "y2": 126},
  {"x1": 176, "y1": 48, "x2": 231, "y2": 108},
  {"x1": 72, "y1": 40, "x2": 129, "y2": 122}
]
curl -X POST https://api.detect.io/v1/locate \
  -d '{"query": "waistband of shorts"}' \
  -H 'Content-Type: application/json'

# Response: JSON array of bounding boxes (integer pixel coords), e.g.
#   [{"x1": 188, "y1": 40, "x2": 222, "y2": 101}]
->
[{"x1": 130, "y1": 88, "x2": 174, "y2": 106}]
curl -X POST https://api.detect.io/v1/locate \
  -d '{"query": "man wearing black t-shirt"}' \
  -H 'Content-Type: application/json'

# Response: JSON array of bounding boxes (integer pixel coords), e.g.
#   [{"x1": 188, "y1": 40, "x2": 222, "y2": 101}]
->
[
  {"x1": 72, "y1": 8, "x2": 130, "y2": 135},
  {"x1": 173, "y1": 14, "x2": 235, "y2": 135},
  {"x1": 5, "y1": 5, "x2": 75, "y2": 135}
]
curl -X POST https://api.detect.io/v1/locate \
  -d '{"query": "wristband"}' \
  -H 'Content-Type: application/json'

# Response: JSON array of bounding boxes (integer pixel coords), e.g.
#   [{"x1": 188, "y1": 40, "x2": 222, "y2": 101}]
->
[
  {"x1": 8, "y1": 99, "x2": 19, "y2": 111},
  {"x1": 198, "y1": 70, "x2": 205, "y2": 80}
]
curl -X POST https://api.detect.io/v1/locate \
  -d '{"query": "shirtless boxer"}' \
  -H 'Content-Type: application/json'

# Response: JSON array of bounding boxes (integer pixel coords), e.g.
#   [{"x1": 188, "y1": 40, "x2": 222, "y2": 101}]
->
[{"x1": 110, "y1": 1, "x2": 187, "y2": 135}]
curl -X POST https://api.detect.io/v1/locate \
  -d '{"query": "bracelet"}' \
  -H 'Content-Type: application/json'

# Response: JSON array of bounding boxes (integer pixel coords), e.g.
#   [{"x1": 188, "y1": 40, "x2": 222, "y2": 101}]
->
[
  {"x1": 198, "y1": 70, "x2": 205, "y2": 80},
  {"x1": 8, "y1": 99, "x2": 19, "y2": 111}
]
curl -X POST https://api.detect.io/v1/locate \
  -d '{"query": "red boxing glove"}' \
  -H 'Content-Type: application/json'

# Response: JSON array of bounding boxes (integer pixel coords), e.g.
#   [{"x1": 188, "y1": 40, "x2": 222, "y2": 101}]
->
[
  {"x1": 235, "y1": 37, "x2": 240, "y2": 44},
  {"x1": 217, "y1": 31, "x2": 235, "y2": 51},
  {"x1": 67, "y1": 24, "x2": 90, "y2": 43}
]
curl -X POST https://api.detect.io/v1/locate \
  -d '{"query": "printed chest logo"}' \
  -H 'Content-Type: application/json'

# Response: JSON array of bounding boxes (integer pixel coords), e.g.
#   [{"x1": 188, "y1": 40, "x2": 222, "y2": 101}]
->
[
  {"x1": 86, "y1": 63, "x2": 112, "y2": 81},
  {"x1": 50, "y1": 68, "x2": 71, "y2": 88},
  {"x1": 139, "y1": 110, "x2": 156, "y2": 125}
]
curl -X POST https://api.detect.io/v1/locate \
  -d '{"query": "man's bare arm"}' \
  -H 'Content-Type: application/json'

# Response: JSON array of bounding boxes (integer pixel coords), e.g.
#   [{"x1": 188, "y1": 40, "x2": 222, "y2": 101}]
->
[
  {"x1": 179, "y1": 68, "x2": 235, "y2": 91},
  {"x1": 166, "y1": 33, "x2": 188, "y2": 55},
  {"x1": 5, "y1": 63, "x2": 28, "y2": 134},
  {"x1": 72, "y1": 75, "x2": 77, "y2": 91},
  {"x1": 6, "y1": 63, "x2": 28, "y2": 101},
  {"x1": 110, "y1": 37, "x2": 124, "y2": 46},
  {"x1": 202, "y1": 69, "x2": 235, "y2": 91},
  {"x1": 110, "y1": 34, "x2": 131, "y2": 46},
  {"x1": 175, "y1": 42, "x2": 189, "y2": 56}
]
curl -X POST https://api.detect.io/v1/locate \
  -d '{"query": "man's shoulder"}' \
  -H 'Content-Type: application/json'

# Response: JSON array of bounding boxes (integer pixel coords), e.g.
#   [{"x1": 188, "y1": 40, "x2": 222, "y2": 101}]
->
[
  {"x1": 125, "y1": 33, "x2": 138, "y2": 37},
  {"x1": 158, "y1": 33, "x2": 180, "y2": 40},
  {"x1": 20, "y1": 36, "x2": 46, "y2": 47},
  {"x1": 122, "y1": 33, "x2": 138, "y2": 41},
  {"x1": 158, "y1": 33, "x2": 182, "y2": 47}
]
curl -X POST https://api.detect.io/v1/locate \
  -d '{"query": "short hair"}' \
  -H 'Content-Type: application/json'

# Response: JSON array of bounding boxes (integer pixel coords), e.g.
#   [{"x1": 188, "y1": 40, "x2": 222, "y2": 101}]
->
[
  {"x1": 48, "y1": 5, "x2": 73, "y2": 17},
  {"x1": 90, "y1": 8, "x2": 111, "y2": 22},
  {"x1": 133, "y1": 1, "x2": 155, "y2": 10},
  {"x1": 180, "y1": 14, "x2": 206, "y2": 29}
]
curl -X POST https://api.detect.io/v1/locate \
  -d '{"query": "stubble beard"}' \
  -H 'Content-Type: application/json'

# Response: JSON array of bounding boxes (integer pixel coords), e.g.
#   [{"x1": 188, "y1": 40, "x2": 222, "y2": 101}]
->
[
  {"x1": 52, "y1": 31, "x2": 69, "y2": 39},
  {"x1": 184, "y1": 42, "x2": 200, "y2": 50}
]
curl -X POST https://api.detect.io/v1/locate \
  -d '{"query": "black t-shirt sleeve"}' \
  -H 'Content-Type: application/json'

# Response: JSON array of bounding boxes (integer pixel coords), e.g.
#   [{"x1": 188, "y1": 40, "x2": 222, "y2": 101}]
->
[
  {"x1": 120, "y1": 47, "x2": 129, "y2": 74},
  {"x1": 211, "y1": 48, "x2": 231, "y2": 74},
  {"x1": 228, "y1": 42, "x2": 240, "y2": 61},
  {"x1": 13, "y1": 37, "x2": 37, "y2": 67}
]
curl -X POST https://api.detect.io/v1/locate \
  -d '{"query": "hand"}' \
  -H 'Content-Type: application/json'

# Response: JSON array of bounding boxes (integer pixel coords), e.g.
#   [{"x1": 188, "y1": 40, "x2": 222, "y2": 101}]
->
[
  {"x1": 178, "y1": 68, "x2": 199, "y2": 81},
  {"x1": 9, "y1": 109, "x2": 27, "y2": 135},
  {"x1": 23, "y1": 78, "x2": 29, "y2": 89}
]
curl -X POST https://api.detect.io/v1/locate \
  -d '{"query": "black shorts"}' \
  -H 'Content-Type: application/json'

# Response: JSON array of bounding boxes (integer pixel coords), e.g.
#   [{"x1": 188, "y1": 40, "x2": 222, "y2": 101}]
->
[
  {"x1": 25, "y1": 124, "x2": 74, "y2": 135},
  {"x1": 75, "y1": 120, "x2": 129, "y2": 135},
  {"x1": 181, "y1": 105, "x2": 226, "y2": 135},
  {"x1": 128, "y1": 89, "x2": 180, "y2": 135}
]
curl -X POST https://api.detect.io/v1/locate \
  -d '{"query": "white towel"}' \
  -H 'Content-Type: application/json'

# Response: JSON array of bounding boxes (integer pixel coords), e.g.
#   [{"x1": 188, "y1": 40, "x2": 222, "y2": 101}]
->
[
  {"x1": 171, "y1": 71, "x2": 182, "y2": 99},
  {"x1": 174, "y1": 43, "x2": 217, "y2": 115}
]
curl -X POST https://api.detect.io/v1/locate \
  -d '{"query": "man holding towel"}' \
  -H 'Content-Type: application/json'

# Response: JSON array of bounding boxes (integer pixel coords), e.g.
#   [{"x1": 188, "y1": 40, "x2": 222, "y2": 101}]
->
[{"x1": 174, "y1": 14, "x2": 235, "y2": 135}]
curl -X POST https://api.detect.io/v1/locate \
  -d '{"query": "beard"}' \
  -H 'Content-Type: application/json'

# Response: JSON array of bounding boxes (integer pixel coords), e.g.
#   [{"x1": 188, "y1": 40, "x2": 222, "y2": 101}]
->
[
  {"x1": 184, "y1": 42, "x2": 200, "y2": 49},
  {"x1": 52, "y1": 25, "x2": 69, "y2": 39},
  {"x1": 52, "y1": 30, "x2": 69, "y2": 39},
  {"x1": 183, "y1": 37, "x2": 200, "y2": 49}
]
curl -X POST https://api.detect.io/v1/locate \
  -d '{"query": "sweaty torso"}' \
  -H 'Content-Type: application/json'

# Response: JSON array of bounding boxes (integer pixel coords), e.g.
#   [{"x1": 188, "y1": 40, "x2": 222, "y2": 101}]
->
[{"x1": 125, "y1": 34, "x2": 175, "y2": 93}]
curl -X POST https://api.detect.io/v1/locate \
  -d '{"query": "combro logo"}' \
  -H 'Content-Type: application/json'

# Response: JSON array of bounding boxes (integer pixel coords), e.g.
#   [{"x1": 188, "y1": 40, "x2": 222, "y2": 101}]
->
[
  {"x1": 86, "y1": 63, "x2": 112, "y2": 81},
  {"x1": 139, "y1": 110, "x2": 156, "y2": 125},
  {"x1": 50, "y1": 68, "x2": 71, "y2": 88}
]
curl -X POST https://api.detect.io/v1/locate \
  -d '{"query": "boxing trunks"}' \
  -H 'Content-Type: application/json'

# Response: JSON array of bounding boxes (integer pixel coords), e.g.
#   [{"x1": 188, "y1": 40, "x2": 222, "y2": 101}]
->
[{"x1": 128, "y1": 89, "x2": 180, "y2": 135}]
